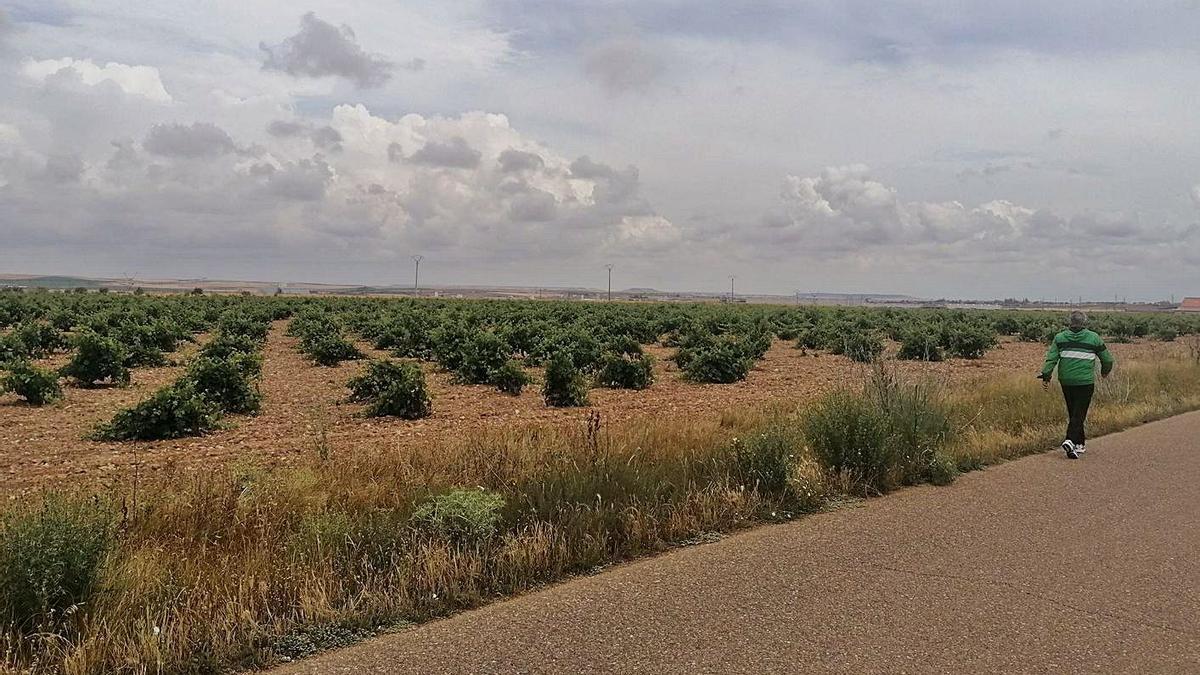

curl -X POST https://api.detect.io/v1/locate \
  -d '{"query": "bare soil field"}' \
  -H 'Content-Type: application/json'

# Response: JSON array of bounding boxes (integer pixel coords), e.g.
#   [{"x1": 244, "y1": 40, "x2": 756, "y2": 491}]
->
[{"x1": 0, "y1": 321, "x2": 1180, "y2": 494}]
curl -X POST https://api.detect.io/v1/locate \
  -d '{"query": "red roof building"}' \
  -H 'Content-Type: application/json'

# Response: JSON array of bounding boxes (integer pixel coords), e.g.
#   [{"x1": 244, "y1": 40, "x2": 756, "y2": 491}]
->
[{"x1": 1179, "y1": 297, "x2": 1200, "y2": 312}]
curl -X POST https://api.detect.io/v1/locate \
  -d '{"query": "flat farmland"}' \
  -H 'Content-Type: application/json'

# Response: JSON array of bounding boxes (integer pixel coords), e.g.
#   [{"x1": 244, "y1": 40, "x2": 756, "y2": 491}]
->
[
  {"x1": 3, "y1": 292, "x2": 1199, "y2": 674},
  {"x1": 0, "y1": 314, "x2": 1183, "y2": 494}
]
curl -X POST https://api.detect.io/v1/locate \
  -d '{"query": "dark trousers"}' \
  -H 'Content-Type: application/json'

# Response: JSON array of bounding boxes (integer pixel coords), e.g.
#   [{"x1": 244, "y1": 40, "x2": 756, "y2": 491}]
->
[{"x1": 1061, "y1": 384, "x2": 1095, "y2": 446}]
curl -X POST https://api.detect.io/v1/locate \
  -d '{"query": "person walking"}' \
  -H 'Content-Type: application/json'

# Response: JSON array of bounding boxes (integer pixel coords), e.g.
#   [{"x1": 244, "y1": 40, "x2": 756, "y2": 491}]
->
[{"x1": 1040, "y1": 311, "x2": 1115, "y2": 459}]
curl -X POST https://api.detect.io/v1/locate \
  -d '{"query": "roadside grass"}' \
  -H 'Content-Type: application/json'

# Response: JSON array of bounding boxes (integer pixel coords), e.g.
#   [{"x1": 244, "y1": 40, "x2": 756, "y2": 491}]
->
[
  {"x1": 1, "y1": 355, "x2": 1197, "y2": 673},
  {"x1": 950, "y1": 359, "x2": 1200, "y2": 469}
]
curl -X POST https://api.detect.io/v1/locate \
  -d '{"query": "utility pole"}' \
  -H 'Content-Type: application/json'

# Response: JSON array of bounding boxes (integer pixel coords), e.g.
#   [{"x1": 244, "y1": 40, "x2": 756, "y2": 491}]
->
[
  {"x1": 411, "y1": 255, "x2": 423, "y2": 295},
  {"x1": 729, "y1": 276, "x2": 735, "y2": 302},
  {"x1": 605, "y1": 263, "x2": 613, "y2": 301}
]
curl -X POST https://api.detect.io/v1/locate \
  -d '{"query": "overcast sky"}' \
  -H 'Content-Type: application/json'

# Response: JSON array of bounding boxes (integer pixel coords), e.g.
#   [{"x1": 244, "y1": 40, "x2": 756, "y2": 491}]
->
[{"x1": 2, "y1": 1, "x2": 1199, "y2": 300}]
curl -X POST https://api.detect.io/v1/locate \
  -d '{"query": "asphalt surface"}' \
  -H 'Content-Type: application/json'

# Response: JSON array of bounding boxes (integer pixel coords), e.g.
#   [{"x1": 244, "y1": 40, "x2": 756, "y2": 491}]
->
[{"x1": 274, "y1": 411, "x2": 1200, "y2": 674}]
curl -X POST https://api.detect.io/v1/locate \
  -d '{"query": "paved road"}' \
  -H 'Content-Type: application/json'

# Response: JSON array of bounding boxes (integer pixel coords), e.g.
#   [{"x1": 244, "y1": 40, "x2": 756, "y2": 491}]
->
[{"x1": 275, "y1": 412, "x2": 1200, "y2": 674}]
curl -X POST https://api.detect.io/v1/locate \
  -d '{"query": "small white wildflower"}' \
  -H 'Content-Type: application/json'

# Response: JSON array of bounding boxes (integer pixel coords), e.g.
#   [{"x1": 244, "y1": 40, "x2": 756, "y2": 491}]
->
[{"x1": 153, "y1": 626, "x2": 161, "y2": 636}]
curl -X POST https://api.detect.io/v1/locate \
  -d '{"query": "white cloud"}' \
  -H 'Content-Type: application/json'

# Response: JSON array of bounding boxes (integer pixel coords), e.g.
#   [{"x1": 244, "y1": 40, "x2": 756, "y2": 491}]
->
[
  {"x1": 1, "y1": 101, "x2": 680, "y2": 268},
  {"x1": 761, "y1": 165, "x2": 1198, "y2": 265},
  {"x1": 21, "y1": 57, "x2": 172, "y2": 102},
  {"x1": 1191, "y1": 184, "x2": 1200, "y2": 208}
]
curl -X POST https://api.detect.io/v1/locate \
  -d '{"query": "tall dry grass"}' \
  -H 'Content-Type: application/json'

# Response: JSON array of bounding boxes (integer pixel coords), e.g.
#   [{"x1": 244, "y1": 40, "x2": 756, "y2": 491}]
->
[
  {"x1": 1, "y1": 354, "x2": 1197, "y2": 673},
  {"x1": 951, "y1": 358, "x2": 1200, "y2": 468}
]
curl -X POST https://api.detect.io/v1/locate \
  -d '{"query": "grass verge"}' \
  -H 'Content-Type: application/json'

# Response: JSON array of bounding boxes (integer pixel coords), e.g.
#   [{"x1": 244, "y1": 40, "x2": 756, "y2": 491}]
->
[{"x1": 1, "y1": 356, "x2": 1198, "y2": 673}]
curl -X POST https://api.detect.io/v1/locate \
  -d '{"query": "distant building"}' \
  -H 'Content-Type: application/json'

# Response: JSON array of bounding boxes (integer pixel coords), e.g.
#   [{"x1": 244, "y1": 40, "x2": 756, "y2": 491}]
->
[{"x1": 1178, "y1": 297, "x2": 1200, "y2": 312}]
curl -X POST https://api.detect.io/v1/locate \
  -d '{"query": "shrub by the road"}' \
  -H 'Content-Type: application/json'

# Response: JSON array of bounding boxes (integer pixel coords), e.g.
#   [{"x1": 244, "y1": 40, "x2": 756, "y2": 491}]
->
[
  {"x1": 682, "y1": 343, "x2": 752, "y2": 383},
  {"x1": 454, "y1": 332, "x2": 510, "y2": 385},
  {"x1": 60, "y1": 331, "x2": 130, "y2": 388},
  {"x1": 804, "y1": 371, "x2": 955, "y2": 494},
  {"x1": 185, "y1": 354, "x2": 262, "y2": 414},
  {"x1": 940, "y1": 323, "x2": 997, "y2": 359},
  {"x1": 301, "y1": 331, "x2": 363, "y2": 367},
  {"x1": 543, "y1": 352, "x2": 589, "y2": 407},
  {"x1": 493, "y1": 360, "x2": 531, "y2": 396},
  {"x1": 410, "y1": 488, "x2": 506, "y2": 545},
  {"x1": 897, "y1": 330, "x2": 944, "y2": 361},
  {"x1": 0, "y1": 496, "x2": 113, "y2": 633},
  {"x1": 596, "y1": 352, "x2": 654, "y2": 390},
  {"x1": 836, "y1": 331, "x2": 885, "y2": 363},
  {"x1": 94, "y1": 382, "x2": 222, "y2": 441},
  {"x1": 0, "y1": 361, "x2": 63, "y2": 406},
  {"x1": 347, "y1": 359, "x2": 432, "y2": 419}
]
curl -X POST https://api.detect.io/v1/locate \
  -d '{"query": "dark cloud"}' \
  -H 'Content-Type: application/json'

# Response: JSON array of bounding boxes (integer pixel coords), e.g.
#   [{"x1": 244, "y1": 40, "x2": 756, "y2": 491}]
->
[
  {"x1": 267, "y1": 158, "x2": 332, "y2": 201},
  {"x1": 267, "y1": 120, "x2": 308, "y2": 137},
  {"x1": 583, "y1": 37, "x2": 666, "y2": 95},
  {"x1": 260, "y1": 12, "x2": 393, "y2": 88},
  {"x1": 106, "y1": 139, "x2": 140, "y2": 172},
  {"x1": 311, "y1": 125, "x2": 343, "y2": 151},
  {"x1": 498, "y1": 148, "x2": 544, "y2": 172},
  {"x1": 508, "y1": 188, "x2": 558, "y2": 222},
  {"x1": 570, "y1": 156, "x2": 640, "y2": 204},
  {"x1": 267, "y1": 120, "x2": 342, "y2": 151},
  {"x1": 568, "y1": 155, "x2": 614, "y2": 180},
  {"x1": 144, "y1": 122, "x2": 235, "y2": 158},
  {"x1": 42, "y1": 154, "x2": 83, "y2": 183},
  {"x1": 409, "y1": 137, "x2": 481, "y2": 168}
]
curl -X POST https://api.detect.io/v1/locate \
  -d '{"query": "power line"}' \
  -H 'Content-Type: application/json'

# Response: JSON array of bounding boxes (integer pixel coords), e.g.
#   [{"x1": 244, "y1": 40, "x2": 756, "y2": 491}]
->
[{"x1": 411, "y1": 255, "x2": 423, "y2": 295}]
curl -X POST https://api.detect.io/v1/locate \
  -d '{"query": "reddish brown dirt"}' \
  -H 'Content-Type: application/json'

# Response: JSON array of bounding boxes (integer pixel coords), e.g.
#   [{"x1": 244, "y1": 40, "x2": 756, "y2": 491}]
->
[{"x1": 0, "y1": 323, "x2": 1181, "y2": 494}]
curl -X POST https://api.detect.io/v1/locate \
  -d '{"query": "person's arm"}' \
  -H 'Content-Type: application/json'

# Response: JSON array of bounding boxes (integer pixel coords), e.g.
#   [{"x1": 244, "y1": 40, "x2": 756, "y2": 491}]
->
[
  {"x1": 1040, "y1": 337, "x2": 1060, "y2": 384},
  {"x1": 1097, "y1": 338, "x2": 1114, "y2": 378}
]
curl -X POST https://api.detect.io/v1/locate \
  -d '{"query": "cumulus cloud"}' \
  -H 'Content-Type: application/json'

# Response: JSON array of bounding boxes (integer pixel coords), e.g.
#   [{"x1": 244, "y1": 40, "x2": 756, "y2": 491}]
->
[
  {"x1": 1191, "y1": 184, "x2": 1200, "y2": 208},
  {"x1": 260, "y1": 12, "x2": 393, "y2": 88},
  {"x1": 761, "y1": 165, "x2": 1198, "y2": 263},
  {"x1": 409, "y1": 136, "x2": 481, "y2": 168},
  {"x1": 583, "y1": 36, "x2": 666, "y2": 95},
  {"x1": 1, "y1": 103, "x2": 679, "y2": 268},
  {"x1": 21, "y1": 57, "x2": 172, "y2": 102},
  {"x1": 144, "y1": 122, "x2": 236, "y2": 158}
]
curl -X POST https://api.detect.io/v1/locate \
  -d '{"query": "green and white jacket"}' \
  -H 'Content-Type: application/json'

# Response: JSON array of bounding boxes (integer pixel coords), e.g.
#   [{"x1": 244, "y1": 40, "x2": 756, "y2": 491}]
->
[{"x1": 1040, "y1": 328, "x2": 1115, "y2": 386}]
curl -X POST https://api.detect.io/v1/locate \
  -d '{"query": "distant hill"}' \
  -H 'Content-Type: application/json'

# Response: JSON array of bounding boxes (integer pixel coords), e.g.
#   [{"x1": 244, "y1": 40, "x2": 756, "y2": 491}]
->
[{"x1": 0, "y1": 275, "x2": 104, "y2": 289}]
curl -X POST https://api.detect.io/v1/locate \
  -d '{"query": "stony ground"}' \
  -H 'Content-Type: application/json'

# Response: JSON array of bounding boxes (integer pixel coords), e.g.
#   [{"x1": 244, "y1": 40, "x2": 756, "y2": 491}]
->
[{"x1": 0, "y1": 322, "x2": 1181, "y2": 493}]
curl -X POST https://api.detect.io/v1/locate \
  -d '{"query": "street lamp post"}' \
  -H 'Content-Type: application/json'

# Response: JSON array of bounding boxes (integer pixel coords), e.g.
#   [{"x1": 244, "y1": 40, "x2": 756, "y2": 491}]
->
[
  {"x1": 605, "y1": 264, "x2": 614, "y2": 301},
  {"x1": 729, "y1": 276, "x2": 735, "y2": 302}
]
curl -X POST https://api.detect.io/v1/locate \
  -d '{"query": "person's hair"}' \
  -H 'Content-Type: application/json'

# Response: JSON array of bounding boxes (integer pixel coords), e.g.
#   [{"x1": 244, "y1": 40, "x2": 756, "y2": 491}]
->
[{"x1": 1068, "y1": 310, "x2": 1087, "y2": 329}]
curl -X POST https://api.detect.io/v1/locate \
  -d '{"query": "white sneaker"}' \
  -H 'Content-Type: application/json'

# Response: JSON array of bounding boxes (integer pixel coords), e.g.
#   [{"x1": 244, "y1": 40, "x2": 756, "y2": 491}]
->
[
  {"x1": 1076, "y1": 445, "x2": 1086, "y2": 454},
  {"x1": 1062, "y1": 440, "x2": 1078, "y2": 459}
]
